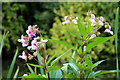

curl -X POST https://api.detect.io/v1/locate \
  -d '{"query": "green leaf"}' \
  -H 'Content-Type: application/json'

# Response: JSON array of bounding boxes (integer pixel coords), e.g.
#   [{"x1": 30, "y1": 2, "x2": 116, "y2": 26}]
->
[
  {"x1": 92, "y1": 60, "x2": 105, "y2": 69},
  {"x1": 87, "y1": 21, "x2": 92, "y2": 34},
  {"x1": 70, "y1": 57, "x2": 84, "y2": 71},
  {"x1": 67, "y1": 64, "x2": 80, "y2": 78},
  {"x1": 26, "y1": 64, "x2": 34, "y2": 74},
  {"x1": 7, "y1": 48, "x2": 18, "y2": 78},
  {"x1": 88, "y1": 71, "x2": 95, "y2": 78},
  {"x1": 0, "y1": 32, "x2": 5, "y2": 56},
  {"x1": 36, "y1": 51, "x2": 44, "y2": 75},
  {"x1": 50, "y1": 69, "x2": 62, "y2": 79},
  {"x1": 47, "y1": 66, "x2": 61, "y2": 72},
  {"x1": 77, "y1": 20, "x2": 87, "y2": 38},
  {"x1": 115, "y1": 7, "x2": 119, "y2": 80},
  {"x1": 67, "y1": 74, "x2": 77, "y2": 78},
  {"x1": 19, "y1": 73, "x2": 45, "y2": 79},
  {"x1": 85, "y1": 57, "x2": 93, "y2": 66},
  {"x1": 92, "y1": 70, "x2": 120, "y2": 78},
  {"x1": 46, "y1": 49, "x2": 61, "y2": 65},
  {"x1": 45, "y1": 38, "x2": 76, "y2": 51},
  {"x1": 13, "y1": 66, "x2": 19, "y2": 80},
  {"x1": 67, "y1": 30, "x2": 82, "y2": 39},
  {"x1": 51, "y1": 49, "x2": 72, "y2": 66},
  {"x1": 28, "y1": 63, "x2": 43, "y2": 68},
  {"x1": 86, "y1": 36, "x2": 115, "y2": 51}
]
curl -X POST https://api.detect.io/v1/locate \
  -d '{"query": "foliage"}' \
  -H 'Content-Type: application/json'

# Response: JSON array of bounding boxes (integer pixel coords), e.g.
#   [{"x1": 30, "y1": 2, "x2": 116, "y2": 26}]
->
[
  {"x1": 2, "y1": 2, "x2": 26, "y2": 52},
  {"x1": 15, "y1": 8, "x2": 119, "y2": 80},
  {"x1": 47, "y1": 2, "x2": 119, "y2": 61}
]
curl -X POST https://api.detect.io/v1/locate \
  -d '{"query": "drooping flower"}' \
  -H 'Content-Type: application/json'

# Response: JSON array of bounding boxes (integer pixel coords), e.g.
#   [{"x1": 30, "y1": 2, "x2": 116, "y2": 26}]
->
[
  {"x1": 105, "y1": 25, "x2": 113, "y2": 35},
  {"x1": 89, "y1": 34, "x2": 96, "y2": 39},
  {"x1": 18, "y1": 51, "x2": 27, "y2": 61}
]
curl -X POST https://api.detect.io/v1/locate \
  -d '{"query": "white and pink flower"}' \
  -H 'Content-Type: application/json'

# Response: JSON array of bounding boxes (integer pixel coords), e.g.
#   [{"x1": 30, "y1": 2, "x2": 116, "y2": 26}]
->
[
  {"x1": 105, "y1": 25, "x2": 113, "y2": 35},
  {"x1": 89, "y1": 34, "x2": 96, "y2": 39},
  {"x1": 18, "y1": 51, "x2": 27, "y2": 61},
  {"x1": 18, "y1": 35, "x2": 29, "y2": 47}
]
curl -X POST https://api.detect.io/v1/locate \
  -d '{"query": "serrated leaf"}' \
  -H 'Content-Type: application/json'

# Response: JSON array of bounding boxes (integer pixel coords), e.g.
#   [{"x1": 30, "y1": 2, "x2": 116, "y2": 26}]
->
[
  {"x1": 77, "y1": 20, "x2": 87, "y2": 38},
  {"x1": 51, "y1": 49, "x2": 72, "y2": 66},
  {"x1": 47, "y1": 66, "x2": 60, "y2": 72},
  {"x1": 86, "y1": 36, "x2": 115, "y2": 51}
]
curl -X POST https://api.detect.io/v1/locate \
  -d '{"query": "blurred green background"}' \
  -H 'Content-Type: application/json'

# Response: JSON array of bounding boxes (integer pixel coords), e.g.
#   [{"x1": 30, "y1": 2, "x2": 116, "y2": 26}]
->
[{"x1": 2, "y1": 2, "x2": 120, "y2": 78}]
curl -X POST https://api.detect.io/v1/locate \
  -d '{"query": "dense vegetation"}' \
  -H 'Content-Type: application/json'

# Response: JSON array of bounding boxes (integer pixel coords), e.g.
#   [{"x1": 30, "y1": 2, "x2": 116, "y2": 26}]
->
[{"x1": 2, "y1": 2, "x2": 120, "y2": 78}]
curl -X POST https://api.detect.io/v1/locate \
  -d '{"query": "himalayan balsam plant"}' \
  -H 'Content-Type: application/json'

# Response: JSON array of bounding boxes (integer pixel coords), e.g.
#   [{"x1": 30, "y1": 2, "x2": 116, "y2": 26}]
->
[{"x1": 18, "y1": 11, "x2": 119, "y2": 80}]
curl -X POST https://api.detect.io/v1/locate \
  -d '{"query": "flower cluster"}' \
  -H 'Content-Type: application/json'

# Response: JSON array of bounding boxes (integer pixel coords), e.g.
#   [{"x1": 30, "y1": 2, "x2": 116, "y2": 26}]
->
[
  {"x1": 89, "y1": 14, "x2": 104, "y2": 26},
  {"x1": 62, "y1": 15, "x2": 78, "y2": 25},
  {"x1": 18, "y1": 25, "x2": 48, "y2": 61},
  {"x1": 62, "y1": 12, "x2": 113, "y2": 40}
]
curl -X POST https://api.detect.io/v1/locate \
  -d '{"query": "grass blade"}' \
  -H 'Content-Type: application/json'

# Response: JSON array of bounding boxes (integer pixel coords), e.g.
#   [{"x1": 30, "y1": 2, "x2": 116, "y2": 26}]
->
[
  {"x1": 7, "y1": 48, "x2": 18, "y2": 78},
  {"x1": 13, "y1": 66, "x2": 19, "y2": 80},
  {"x1": 0, "y1": 32, "x2": 5, "y2": 56},
  {"x1": 115, "y1": 7, "x2": 119, "y2": 80},
  {"x1": 51, "y1": 48, "x2": 72, "y2": 66}
]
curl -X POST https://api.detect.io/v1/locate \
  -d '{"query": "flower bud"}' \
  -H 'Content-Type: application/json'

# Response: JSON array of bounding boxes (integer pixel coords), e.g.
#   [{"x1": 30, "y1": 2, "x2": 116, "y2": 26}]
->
[
  {"x1": 33, "y1": 52, "x2": 37, "y2": 57},
  {"x1": 28, "y1": 54, "x2": 33, "y2": 60}
]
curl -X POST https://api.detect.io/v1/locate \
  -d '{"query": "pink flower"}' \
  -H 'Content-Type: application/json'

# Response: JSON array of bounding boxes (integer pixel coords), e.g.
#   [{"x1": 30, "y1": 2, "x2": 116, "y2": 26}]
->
[
  {"x1": 18, "y1": 51, "x2": 27, "y2": 61},
  {"x1": 26, "y1": 30, "x2": 35, "y2": 37},
  {"x1": 18, "y1": 35, "x2": 29, "y2": 47},
  {"x1": 99, "y1": 20, "x2": 104, "y2": 26},
  {"x1": 89, "y1": 34, "x2": 96, "y2": 39},
  {"x1": 100, "y1": 16, "x2": 104, "y2": 22},
  {"x1": 97, "y1": 31, "x2": 101, "y2": 35},
  {"x1": 105, "y1": 25, "x2": 113, "y2": 35},
  {"x1": 91, "y1": 14, "x2": 95, "y2": 20},
  {"x1": 72, "y1": 17, "x2": 78, "y2": 24}
]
